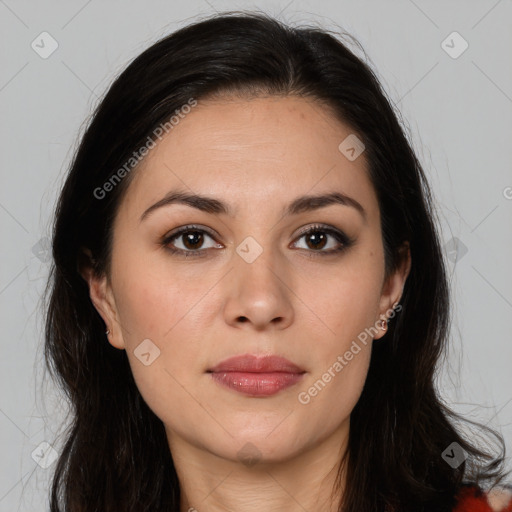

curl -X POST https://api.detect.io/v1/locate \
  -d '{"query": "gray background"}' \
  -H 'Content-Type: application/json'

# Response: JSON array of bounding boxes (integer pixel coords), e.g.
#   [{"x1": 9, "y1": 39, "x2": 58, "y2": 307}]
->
[{"x1": 1, "y1": 0, "x2": 511, "y2": 509}]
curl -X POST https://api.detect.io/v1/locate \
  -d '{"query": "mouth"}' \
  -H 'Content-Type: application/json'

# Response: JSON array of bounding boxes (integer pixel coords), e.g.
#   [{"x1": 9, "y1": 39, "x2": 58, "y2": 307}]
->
[{"x1": 207, "y1": 354, "x2": 306, "y2": 397}]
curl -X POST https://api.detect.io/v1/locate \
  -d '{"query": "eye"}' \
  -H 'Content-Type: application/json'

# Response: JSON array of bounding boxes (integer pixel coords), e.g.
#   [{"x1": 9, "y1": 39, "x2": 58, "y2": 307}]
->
[
  {"x1": 291, "y1": 224, "x2": 353, "y2": 255},
  {"x1": 162, "y1": 223, "x2": 353, "y2": 259},
  {"x1": 162, "y1": 225, "x2": 222, "y2": 257}
]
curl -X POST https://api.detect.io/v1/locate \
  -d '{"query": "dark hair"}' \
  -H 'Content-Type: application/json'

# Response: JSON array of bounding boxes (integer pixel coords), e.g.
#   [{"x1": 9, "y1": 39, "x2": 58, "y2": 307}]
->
[{"x1": 43, "y1": 10, "x2": 509, "y2": 512}]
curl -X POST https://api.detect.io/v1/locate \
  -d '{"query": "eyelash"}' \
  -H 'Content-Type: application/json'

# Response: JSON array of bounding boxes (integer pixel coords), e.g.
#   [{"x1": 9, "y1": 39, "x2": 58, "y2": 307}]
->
[{"x1": 161, "y1": 223, "x2": 354, "y2": 259}]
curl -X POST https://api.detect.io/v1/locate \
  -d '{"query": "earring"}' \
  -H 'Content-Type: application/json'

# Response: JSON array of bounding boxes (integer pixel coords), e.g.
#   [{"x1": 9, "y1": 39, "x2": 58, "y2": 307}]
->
[
  {"x1": 379, "y1": 319, "x2": 387, "y2": 331},
  {"x1": 105, "y1": 329, "x2": 110, "y2": 335}
]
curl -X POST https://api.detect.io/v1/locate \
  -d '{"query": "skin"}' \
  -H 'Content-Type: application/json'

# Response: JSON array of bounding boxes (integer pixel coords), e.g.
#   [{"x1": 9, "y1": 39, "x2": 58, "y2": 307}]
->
[{"x1": 83, "y1": 95, "x2": 411, "y2": 512}]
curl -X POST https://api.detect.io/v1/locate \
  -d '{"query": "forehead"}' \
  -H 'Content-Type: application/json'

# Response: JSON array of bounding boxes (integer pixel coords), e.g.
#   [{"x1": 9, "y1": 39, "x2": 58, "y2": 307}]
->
[
  {"x1": 155, "y1": 95, "x2": 356, "y2": 165},
  {"x1": 120, "y1": 95, "x2": 378, "y2": 220}
]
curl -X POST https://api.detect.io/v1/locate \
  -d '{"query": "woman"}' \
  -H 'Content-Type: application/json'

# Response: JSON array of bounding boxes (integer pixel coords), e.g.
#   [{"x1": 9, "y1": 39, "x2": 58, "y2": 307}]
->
[{"x1": 43, "y1": 11, "x2": 511, "y2": 512}]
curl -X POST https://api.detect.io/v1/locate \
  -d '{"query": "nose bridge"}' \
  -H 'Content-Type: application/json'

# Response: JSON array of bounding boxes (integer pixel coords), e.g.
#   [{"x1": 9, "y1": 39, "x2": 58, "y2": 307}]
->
[
  {"x1": 237, "y1": 240, "x2": 283, "y2": 294},
  {"x1": 223, "y1": 236, "x2": 294, "y2": 329}
]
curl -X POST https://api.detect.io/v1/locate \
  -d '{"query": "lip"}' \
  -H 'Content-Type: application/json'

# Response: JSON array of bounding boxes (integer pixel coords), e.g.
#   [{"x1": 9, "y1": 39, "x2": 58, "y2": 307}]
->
[
  {"x1": 208, "y1": 354, "x2": 305, "y2": 374},
  {"x1": 207, "y1": 355, "x2": 306, "y2": 397}
]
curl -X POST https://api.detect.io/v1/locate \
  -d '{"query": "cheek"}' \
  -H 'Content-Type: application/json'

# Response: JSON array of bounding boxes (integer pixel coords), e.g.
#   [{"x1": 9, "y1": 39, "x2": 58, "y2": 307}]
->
[
  {"x1": 294, "y1": 248, "x2": 382, "y2": 412},
  {"x1": 110, "y1": 262, "x2": 210, "y2": 430},
  {"x1": 109, "y1": 247, "x2": 219, "y2": 393},
  {"x1": 295, "y1": 266, "x2": 380, "y2": 425},
  {"x1": 111, "y1": 243, "x2": 214, "y2": 342},
  {"x1": 301, "y1": 251, "x2": 384, "y2": 349},
  {"x1": 115, "y1": 276, "x2": 182, "y2": 340}
]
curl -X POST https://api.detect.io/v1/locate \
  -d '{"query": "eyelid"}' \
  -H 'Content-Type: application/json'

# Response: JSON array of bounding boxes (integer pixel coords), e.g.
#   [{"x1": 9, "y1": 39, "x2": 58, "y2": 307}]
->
[
  {"x1": 294, "y1": 223, "x2": 336, "y2": 237},
  {"x1": 163, "y1": 224, "x2": 220, "y2": 241}
]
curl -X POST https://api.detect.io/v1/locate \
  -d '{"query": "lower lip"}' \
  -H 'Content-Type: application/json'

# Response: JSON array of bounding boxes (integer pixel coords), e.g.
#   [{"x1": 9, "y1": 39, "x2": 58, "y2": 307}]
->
[{"x1": 210, "y1": 371, "x2": 304, "y2": 396}]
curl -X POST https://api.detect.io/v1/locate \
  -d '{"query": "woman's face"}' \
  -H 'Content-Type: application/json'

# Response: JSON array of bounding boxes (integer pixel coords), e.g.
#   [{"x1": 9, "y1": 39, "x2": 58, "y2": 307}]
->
[{"x1": 87, "y1": 95, "x2": 409, "y2": 466}]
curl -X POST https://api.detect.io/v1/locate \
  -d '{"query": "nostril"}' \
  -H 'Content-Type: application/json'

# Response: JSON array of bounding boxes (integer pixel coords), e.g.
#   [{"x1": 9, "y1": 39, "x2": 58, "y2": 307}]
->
[{"x1": 238, "y1": 316, "x2": 249, "y2": 322}]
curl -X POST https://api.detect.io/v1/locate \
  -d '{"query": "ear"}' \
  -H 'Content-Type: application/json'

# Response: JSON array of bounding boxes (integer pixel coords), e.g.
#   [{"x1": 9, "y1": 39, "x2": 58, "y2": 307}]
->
[
  {"x1": 373, "y1": 242, "x2": 411, "y2": 340},
  {"x1": 78, "y1": 248, "x2": 125, "y2": 350}
]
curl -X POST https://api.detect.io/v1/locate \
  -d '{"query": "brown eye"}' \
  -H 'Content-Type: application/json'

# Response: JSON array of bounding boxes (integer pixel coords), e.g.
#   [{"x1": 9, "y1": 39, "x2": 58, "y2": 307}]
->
[
  {"x1": 180, "y1": 231, "x2": 205, "y2": 250},
  {"x1": 163, "y1": 225, "x2": 222, "y2": 256},
  {"x1": 304, "y1": 231, "x2": 328, "y2": 250},
  {"x1": 293, "y1": 226, "x2": 350, "y2": 254}
]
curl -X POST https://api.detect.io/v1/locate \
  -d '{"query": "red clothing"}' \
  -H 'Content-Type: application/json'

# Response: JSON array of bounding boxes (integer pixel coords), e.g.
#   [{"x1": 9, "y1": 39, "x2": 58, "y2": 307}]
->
[{"x1": 454, "y1": 485, "x2": 512, "y2": 512}]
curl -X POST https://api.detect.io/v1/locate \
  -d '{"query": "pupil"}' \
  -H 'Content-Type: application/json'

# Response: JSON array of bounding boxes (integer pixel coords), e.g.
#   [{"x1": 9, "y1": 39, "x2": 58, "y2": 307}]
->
[
  {"x1": 184, "y1": 231, "x2": 203, "y2": 250},
  {"x1": 307, "y1": 232, "x2": 326, "y2": 250}
]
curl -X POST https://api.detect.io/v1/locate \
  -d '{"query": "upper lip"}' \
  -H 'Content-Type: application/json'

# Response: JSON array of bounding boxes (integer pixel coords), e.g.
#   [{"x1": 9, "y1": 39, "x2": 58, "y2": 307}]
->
[{"x1": 208, "y1": 354, "x2": 305, "y2": 374}]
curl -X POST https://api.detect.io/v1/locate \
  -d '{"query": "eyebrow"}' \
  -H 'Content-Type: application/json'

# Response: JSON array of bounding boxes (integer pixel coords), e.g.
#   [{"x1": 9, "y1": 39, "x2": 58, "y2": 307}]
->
[{"x1": 140, "y1": 189, "x2": 367, "y2": 222}]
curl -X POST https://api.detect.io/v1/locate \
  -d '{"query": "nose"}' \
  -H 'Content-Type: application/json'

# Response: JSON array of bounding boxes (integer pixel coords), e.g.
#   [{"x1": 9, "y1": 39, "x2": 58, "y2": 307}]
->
[{"x1": 223, "y1": 249, "x2": 294, "y2": 331}]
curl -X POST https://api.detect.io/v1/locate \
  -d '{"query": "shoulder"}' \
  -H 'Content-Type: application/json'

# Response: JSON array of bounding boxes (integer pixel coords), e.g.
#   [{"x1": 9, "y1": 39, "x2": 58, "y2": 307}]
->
[{"x1": 453, "y1": 484, "x2": 512, "y2": 512}]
